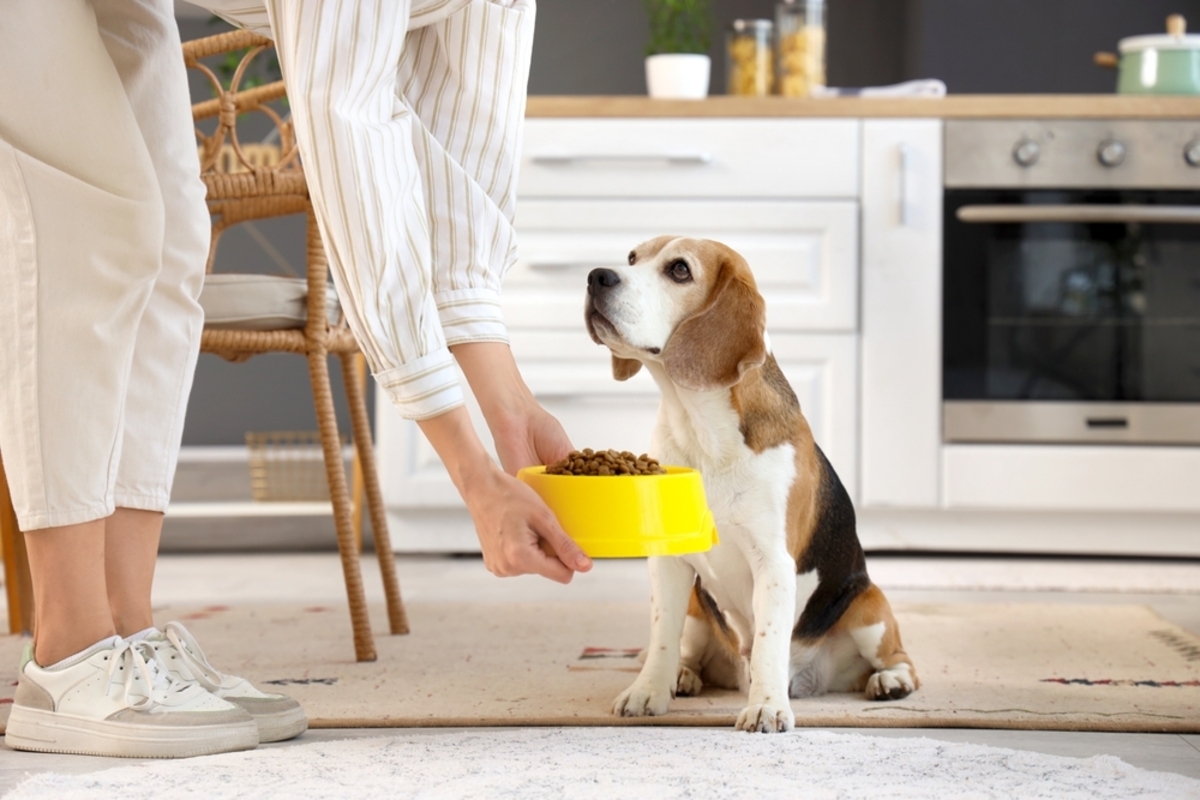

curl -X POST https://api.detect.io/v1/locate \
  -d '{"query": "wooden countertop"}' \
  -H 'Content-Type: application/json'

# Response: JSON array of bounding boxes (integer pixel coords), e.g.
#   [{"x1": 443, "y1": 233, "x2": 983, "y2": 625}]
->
[{"x1": 526, "y1": 95, "x2": 1200, "y2": 119}]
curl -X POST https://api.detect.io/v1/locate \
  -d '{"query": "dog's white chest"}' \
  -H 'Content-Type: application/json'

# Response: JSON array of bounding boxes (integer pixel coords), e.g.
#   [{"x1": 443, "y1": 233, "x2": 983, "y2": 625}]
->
[
  {"x1": 687, "y1": 447, "x2": 796, "y2": 627},
  {"x1": 648, "y1": 375, "x2": 802, "y2": 635}
]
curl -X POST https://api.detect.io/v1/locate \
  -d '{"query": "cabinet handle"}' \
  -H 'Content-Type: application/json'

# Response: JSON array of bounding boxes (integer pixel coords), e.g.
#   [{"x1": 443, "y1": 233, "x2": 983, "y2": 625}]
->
[
  {"x1": 956, "y1": 204, "x2": 1200, "y2": 224},
  {"x1": 897, "y1": 143, "x2": 911, "y2": 227},
  {"x1": 530, "y1": 153, "x2": 713, "y2": 166},
  {"x1": 526, "y1": 260, "x2": 610, "y2": 271}
]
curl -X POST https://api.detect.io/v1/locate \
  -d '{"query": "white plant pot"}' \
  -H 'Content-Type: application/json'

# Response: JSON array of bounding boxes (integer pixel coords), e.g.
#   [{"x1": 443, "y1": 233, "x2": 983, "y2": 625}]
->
[{"x1": 645, "y1": 54, "x2": 711, "y2": 100}]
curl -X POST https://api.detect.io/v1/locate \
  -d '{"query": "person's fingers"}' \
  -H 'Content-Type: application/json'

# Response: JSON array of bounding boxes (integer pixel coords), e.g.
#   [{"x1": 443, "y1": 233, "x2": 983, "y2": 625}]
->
[
  {"x1": 536, "y1": 507, "x2": 592, "y2": 573},
  {"x1": 509, "y1": 531, "x2": 574, "y2": 583},
  {"x1": 539, "y1": 421, "x2": 574, "y2": 465}
]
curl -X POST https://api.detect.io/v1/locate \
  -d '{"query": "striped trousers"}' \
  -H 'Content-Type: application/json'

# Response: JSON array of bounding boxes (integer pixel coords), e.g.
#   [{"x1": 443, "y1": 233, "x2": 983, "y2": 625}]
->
[{"x1": 199, "y1": 0, "x2": 537, "y2": 420}]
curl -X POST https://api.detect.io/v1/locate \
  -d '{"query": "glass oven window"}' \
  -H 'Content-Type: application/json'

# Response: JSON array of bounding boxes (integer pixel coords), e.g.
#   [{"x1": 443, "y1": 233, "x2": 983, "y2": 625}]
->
[{"x1": 944, "y1": 190, "x2": 1200, "y2": 403}]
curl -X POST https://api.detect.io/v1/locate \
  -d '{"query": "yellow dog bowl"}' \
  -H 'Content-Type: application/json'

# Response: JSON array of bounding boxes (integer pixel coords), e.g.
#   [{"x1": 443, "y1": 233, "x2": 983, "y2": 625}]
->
[{"x1": 517, "y1": 466, "x2": 718, "y2": 558}]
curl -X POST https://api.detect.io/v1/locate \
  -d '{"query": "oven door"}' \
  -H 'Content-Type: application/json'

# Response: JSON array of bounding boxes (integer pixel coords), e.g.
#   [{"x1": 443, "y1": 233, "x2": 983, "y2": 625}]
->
[{"x1": 943, "y1": 189, "x2": 1200, "y2": 445}]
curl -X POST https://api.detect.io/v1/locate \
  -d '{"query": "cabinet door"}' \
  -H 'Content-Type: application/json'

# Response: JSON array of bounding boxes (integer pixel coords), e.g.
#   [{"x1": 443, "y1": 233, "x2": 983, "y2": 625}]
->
[
  {"x1": 860, "y1": 120, "x2": 943, "y2": 508},
  {"x1": 520, "y1": 119, "x2": 859, "y2": 199},
  {"x1": 505, "y1": 200, "x2": 858, "y2": 332}
]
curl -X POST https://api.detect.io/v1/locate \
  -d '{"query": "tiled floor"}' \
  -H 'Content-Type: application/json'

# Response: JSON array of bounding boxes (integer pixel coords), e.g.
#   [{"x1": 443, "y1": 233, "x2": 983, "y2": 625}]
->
[{"x1": 1, "y1": 554, "x2": 1199, "y2": 793}]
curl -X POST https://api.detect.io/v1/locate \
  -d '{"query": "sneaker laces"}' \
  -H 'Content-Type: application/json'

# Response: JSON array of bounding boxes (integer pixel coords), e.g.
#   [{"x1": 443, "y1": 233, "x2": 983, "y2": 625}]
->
[
  {"x1": 161, "y1": 622, "x2": 229, "y2": 692},
  {"x1": 104, "y1": 639, "x2": 195, "y2": 711}
]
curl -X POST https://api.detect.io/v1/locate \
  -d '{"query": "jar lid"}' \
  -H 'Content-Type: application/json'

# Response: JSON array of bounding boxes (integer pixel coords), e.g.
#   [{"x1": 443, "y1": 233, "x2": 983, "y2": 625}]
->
[{"x1": 730, "y1": 18, "x2": 773, "y2": 32}]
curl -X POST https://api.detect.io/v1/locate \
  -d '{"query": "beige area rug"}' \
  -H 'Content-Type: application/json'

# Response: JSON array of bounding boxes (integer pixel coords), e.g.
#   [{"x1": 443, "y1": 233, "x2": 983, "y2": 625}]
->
[{"x1": 0, "y1": 602, "x2": 1197, "y2": 733}]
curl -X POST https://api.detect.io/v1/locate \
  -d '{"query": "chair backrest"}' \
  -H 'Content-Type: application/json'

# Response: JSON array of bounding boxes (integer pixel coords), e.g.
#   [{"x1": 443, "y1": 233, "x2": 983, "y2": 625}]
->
[
  {"x1": 183, "y1": 31, "x2": 306, "y2": 274},
  {"x1": 185, "y1": 31, "x2": 343, "y2": 349}
]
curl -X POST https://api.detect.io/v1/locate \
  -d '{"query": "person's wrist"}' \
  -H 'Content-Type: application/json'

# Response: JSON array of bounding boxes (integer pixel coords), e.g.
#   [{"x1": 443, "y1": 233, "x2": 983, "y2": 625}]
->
[
  {"x1": 417, "y1": 405, "x2": 495, "y2": 492},
  {"x1": 451, "y1": 342, "x2": 536, "y2": 427},
  {"x1": 456, "y1": 453, "x2": 505, "y2": 501}
]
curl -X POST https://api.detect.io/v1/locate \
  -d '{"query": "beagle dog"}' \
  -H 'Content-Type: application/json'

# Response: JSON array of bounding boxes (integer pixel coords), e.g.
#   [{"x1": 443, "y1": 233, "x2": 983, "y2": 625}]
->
[{"x1": 585, "y1": 237, "x2": 918, "y2": 733}]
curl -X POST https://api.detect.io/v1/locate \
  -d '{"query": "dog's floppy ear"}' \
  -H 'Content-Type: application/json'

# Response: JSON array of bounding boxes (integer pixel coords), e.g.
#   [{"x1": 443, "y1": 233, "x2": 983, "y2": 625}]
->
[
  {"x1": 612, "y1": 355, "x2": 643, "y2": 381},
  {"x1": 663, "y1": 254, "x2": 766, "y2": 391}
]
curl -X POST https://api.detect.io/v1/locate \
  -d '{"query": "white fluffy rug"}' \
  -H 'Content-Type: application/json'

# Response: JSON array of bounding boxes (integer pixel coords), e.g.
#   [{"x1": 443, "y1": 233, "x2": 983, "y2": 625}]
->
[{"x1": 7, "y1": 729, "x2": 1198, "y2": 800}]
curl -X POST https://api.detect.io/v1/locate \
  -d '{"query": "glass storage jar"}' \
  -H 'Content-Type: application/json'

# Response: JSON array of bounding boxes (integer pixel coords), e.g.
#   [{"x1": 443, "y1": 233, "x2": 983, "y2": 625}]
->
[
  {"x1": 775, "y1": 0, "x2": 826, "y2": 97},
  {"x1": 726, "y1": 19, "x2": 775, "y2": 96}
]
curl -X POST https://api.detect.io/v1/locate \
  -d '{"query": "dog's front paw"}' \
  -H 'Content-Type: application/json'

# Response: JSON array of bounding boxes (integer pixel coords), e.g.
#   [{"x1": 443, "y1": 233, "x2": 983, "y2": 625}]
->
[
  {"x1": 735, "y1": 702, "x2": 794, "y2": 733},
  {"x1": 613, "y1": 682, "x2": 673, "y2": 717},
  {"x1": 676, "y1": 666, "x2": 703, "y2": 697},
  {"x1": 865, "y1": 665, "x2": 916, "y2": 701}
]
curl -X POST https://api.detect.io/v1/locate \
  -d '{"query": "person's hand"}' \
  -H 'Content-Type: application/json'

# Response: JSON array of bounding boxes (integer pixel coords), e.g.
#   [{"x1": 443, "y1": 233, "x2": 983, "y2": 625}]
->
[
  {"x1": 491, "y1": 403, "x2": 573, "y2": 475},
  {"x1": 462, "y1": 462, "x2": 592, "y2": 583},
  {"x1": 417, "y1": 404, "x2": 593, "y2": 581}
]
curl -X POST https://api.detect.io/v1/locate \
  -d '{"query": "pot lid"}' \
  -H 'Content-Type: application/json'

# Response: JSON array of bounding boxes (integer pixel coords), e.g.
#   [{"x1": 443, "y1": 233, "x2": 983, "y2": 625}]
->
[
  {"x1": 1119, "y1": 13, "x2": 1200, "y2": 53},
  {"x1": 1119, "y1": 33, "x2": 1200, "y2": 53}
]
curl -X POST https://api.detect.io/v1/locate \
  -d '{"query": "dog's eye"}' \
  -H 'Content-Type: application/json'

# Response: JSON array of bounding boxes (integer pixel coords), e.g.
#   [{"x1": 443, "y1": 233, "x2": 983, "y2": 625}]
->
[
  {"x1": 628, "y1": 251, "x2": 636, "y2": 265},
  {"x1": 667, "y1": 259, "x2": 692, "y2": 283}
]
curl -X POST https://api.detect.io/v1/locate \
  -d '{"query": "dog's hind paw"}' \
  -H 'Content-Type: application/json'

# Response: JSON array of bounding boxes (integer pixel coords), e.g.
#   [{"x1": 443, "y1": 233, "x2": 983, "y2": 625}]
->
[
  {"x1": 613, "y1": 682, "x2": 672, "y2": 717},
  {"x1": 865, "y1": 665, "x2": 916, "y2": 701},
  {"x1": 735, "y1": 702, "x2": 794, "y2": 733},
  {"x1": 675, "y1": 666, "x2": 703, "y2": 697}
]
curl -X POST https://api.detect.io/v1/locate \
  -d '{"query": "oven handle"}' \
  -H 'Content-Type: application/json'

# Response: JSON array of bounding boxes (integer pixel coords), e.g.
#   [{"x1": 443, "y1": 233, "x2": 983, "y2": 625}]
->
[{"x1": 956, "y1": 204, "x2": 1200, "y2": 224}]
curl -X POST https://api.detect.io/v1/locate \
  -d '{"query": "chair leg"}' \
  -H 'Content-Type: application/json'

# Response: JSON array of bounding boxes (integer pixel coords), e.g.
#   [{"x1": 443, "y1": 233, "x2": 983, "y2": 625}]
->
[
  {"x1": 0, "y1": 453, "x2": 34, "y2": 636},
  {"x1": 350, "y1": 439, "x2": 365, "y2": 554},
  {"x1": 340, "y1": 352, "x2": 410, "y2": 636},
  {"x1": 308, "y1": 349, "x2": 377, "y2": 662}
]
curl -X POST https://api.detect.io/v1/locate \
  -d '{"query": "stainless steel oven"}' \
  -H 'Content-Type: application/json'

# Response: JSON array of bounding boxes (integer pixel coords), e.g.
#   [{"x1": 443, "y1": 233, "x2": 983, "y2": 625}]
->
[{"x1": 943, "y1": 120, "x2": 1200, "y2": 445}]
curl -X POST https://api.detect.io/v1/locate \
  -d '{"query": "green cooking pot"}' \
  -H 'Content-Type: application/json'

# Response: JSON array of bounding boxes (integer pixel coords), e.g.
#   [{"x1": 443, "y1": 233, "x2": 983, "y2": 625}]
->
[{"x1": 1095, "y1": 14, "x2": 1200, "y2": 95}]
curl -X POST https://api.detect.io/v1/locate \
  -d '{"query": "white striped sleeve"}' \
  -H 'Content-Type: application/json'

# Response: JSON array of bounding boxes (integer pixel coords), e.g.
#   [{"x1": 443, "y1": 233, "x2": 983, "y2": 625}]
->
[
  {"x1": 260, "y1": 0, "x2": 533, "y2": 419},
  {"x1": 264, "y1": 0, "x2": 466, "y2": 420},
  {"x1": 401, "y1": 0, "x2": 535, "y2": 348}
]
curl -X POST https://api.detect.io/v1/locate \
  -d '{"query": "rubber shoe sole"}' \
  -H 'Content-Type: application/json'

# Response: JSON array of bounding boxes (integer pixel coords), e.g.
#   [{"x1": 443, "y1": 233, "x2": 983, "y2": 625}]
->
[
  {"x1": 240, "y1": 704, "x2": 308, "y2": 743},
  {"x1": 4, "y1": 705, "x2": 260, "y2": 758}
]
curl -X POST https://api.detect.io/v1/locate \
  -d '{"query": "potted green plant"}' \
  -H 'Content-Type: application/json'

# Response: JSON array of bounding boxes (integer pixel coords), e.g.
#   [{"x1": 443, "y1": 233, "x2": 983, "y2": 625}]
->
[{"x1": 644, "y1": 0, "x2": 713, "y2": 99}]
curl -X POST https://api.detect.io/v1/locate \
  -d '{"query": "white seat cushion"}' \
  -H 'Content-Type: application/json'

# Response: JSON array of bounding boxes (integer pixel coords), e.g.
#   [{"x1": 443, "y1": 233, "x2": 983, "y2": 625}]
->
[{"x1": 200, "y1": 274, "x2": 341, "y2": 331}]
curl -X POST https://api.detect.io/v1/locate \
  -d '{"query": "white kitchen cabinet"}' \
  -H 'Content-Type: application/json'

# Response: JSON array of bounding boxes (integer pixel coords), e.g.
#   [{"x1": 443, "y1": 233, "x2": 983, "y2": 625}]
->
[
  {"x1": 942, "y1": 445, "x2": 1200, "y2": 513},
  {"x1": 506, "y1": 200, "x2": 859, "y2": 332},
  {"x1": 511, "y1": 331, "x2": 858, "y2": 498},
  {"x1": 859, "y1": 120, "x2": 944, "y2": 509},
  {"x1": 520, "y1": 119, "x2": 860, "y2": 199}
]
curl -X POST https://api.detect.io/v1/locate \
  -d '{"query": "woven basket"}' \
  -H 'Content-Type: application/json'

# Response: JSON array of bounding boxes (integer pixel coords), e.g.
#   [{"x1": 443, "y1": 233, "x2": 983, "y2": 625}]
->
[{"x1": 246, "y1": 431, "x2": 347, "y2": 502}]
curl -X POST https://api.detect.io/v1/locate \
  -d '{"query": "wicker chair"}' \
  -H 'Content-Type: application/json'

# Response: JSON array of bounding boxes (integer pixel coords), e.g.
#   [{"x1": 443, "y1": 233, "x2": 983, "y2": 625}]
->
[
  {"x1": 185, "y1": 30, "x2": 408, "y2": 662},
  {"x1": 1, "y1": 458, "x2": 32, "y2": 637}
]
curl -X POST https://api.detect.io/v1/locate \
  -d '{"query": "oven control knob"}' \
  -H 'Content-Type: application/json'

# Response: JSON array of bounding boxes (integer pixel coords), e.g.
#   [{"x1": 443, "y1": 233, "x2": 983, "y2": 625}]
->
[
  {"x1": 1012, "y1": 139, "x2": 1041, "y2": 167},
  {"x1": 1097, "y1": 139, "x2": 1126, "y2": 167},
  {"x1": 1185, "y1": 139, "x2": 1200, "y2": 167}
]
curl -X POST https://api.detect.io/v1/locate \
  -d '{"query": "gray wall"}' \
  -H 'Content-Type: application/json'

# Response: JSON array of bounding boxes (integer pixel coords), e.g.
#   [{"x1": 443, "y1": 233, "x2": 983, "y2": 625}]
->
[
  {"x1": 178, "y1": 1, "x2": 1200, "y2": 445},
  {"x1": 525, "y1": 0, "x2": 1200, "y2": 95},
  {"x1": 908, "y1": 0, "x2": 1200, "y2": 94}
]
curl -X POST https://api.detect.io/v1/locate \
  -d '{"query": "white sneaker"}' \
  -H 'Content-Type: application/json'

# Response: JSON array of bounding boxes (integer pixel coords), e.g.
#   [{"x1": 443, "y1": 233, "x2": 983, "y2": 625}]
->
[
  {"x1": 4, "y1": 637, "x2": 259, "y2": 758},
  {"x1": 142, "y1": 622, "x2": 308, "y2": 743}
]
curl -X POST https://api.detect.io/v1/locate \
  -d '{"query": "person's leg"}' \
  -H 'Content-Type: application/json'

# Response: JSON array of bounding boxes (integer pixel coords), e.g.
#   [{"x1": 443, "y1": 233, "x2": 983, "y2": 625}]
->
[
  {"x1": 0, "y1": 0, "x2": 163, "y2": 660},
  {"x1": 0, "y1": 2, "x2": 260, "y2": 758},
  {"x1": 0, "y1": 0, "x2": 164, "y2": 533},
  {"x1": 24, "y1": 521, "x2": 115, "y2": 666},
  {"x1": 90, "y1": 1, "x2": 309, "y2": 742},
  {"x1": 104, "y1": 509, "x2": 162, "y2": 637},
  {"x1": 89, "y1": 0, "x2": 210, "y2": 634}
]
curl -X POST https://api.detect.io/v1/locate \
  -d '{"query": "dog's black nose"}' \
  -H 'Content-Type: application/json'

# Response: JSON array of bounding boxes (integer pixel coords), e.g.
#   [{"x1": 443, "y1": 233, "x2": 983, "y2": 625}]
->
[{"x1": 588, "y1": 268, "x2": 620, "y2": 296}]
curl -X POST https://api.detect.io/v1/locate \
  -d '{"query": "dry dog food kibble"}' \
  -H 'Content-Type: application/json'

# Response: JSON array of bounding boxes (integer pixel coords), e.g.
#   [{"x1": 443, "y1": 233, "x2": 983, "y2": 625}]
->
[{"x1": 546, "y1": 449, "x2": 667, "y2": 476}]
